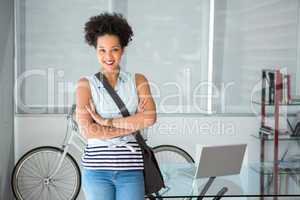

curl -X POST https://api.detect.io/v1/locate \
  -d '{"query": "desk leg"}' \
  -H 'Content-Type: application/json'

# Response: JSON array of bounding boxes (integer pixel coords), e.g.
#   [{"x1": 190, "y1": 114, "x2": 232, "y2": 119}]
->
[
  {"x1": 285, "y1": 173, "x2": 289, "y2": 194},
  {"x1": 197, "y1": 177, "x2": 216, "y2": 200},
  {"x1": 212, "y1": 187, "x2": 228, "y2": 200},
  {"x1": 146, "y1": 193, "x2": 162, "y2": 200}
]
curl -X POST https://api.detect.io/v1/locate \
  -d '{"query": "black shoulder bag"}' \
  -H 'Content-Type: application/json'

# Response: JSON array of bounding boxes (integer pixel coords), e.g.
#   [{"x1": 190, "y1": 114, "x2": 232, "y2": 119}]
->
[{"x1": 95, "y1": 72, "x2": 165, "y2": 195}]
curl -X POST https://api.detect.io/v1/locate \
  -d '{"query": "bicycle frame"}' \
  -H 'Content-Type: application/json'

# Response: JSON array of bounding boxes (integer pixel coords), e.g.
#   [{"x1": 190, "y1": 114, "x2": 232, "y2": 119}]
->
[{"x1": 49, "y1": 104, "x2": 87, "y2": 179}]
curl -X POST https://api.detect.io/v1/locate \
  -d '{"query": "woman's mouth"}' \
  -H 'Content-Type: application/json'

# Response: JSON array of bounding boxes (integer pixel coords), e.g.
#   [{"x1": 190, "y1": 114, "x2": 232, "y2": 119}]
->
[{"x1": 104, "y1": 60, "x2": 114, "y2": 65}]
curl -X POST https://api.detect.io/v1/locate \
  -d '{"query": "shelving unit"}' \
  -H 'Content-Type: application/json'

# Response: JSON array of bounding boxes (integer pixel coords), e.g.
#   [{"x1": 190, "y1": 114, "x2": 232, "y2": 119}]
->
[
  {"x1": 254, "y1": 69, "x2": 300, "y2": 200},
  {"x1": 252, "y1": 134, "x2": 300, "y2": 141}
]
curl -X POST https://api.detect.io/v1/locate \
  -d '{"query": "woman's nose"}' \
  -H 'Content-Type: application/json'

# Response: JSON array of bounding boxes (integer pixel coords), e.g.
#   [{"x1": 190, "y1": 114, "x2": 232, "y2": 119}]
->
[{"x1": 104, "y1": 51, "x2": 113, "y2": 60}]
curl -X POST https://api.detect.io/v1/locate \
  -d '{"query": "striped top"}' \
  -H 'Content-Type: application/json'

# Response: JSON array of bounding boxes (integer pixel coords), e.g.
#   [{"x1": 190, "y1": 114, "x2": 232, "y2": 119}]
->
[{"x1": 81, "y1": 69, "x2": 144, "y2": 170}]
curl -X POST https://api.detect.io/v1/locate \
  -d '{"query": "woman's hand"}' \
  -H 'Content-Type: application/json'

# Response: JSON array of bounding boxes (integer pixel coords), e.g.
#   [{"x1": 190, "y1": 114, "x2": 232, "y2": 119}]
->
[
  {"x1": 137, "y1": 98, "x2": 147, "y2": 113},
  {"x1": 85, "y1": 99, "x2": 111, "y2": 126}
]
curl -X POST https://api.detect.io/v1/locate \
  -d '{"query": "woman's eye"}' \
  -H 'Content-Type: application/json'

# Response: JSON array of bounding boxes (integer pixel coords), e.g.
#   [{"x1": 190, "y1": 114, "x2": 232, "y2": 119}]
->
[
  {"x1": 112, "y1": 48, "x2": 120, "y2": 52},
  {"x1": 98, "y1": 49, "x2": 105, "y2": 53}
]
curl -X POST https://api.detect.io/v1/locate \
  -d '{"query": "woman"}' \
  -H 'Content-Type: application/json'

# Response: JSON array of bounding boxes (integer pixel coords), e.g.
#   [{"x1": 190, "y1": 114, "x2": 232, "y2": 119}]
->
[{"x1": 76, "y1": 12, "x2": 157, "y2": 200}]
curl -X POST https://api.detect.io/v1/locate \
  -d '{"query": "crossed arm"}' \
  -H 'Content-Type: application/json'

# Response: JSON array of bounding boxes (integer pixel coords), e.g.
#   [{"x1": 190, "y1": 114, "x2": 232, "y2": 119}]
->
[{"x1": 75, "y1": 73, "x2": 157, "y2": 140}]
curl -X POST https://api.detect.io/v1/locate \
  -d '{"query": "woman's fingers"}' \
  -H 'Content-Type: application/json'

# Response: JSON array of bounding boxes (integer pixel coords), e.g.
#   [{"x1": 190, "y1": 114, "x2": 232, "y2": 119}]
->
[
  {"x1": 86, "y1": 105, "x2": 97, "y2": 118},
  {"x1": 140, "y1": 98, "x2": 147, "y2": 108},
  {"x1": 138, "y1": 98, "x2": 145, "y2": 106},
  {"x1": 138, "y1": 99, "x2": 143, "y2": 110},
  {"x1": 85, "y1": 105, "x2": 93, "y2": 115},
  {"x1": 89, "y1": 99, "x2": 96, "y2": 112},
  {"x1": 85, "y1": 104, "x2": 105, "y2": 125},
  {"x1": 138, "y1": 98, "x2": 147, "y2": 112},
  {"x1": 86, "y1": 105, "x2": 99, "y2": 122}
]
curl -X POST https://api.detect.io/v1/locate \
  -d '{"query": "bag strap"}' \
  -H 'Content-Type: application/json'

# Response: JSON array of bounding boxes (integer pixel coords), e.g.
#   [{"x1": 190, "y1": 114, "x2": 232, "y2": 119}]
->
[{"x1": 95, "y1": 72, "x2": 146, "y2": 146}]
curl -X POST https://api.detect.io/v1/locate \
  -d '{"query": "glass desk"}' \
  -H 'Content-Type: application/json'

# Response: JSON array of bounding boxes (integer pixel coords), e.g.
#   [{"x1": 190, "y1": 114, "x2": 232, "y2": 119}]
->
[{"x1": 147, "y1": 163, "x2": 300, "y2": 199}]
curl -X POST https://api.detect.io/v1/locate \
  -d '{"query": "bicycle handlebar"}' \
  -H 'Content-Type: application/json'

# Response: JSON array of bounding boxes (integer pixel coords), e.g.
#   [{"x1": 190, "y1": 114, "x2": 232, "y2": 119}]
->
[{"x1": 68, "y1": 104, "x2": 76, "y2": 117}]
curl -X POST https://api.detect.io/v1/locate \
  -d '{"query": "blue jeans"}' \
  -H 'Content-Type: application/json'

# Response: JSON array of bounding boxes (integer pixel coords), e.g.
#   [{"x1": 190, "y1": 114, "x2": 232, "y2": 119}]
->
[{"x1": 81, "y1": 169, "x2": 145, "y2": 200}]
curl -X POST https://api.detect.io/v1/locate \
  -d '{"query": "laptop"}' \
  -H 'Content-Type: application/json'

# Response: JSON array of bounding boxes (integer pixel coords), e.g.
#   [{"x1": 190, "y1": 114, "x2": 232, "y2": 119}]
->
[{"x1": 195, "y1": 144, "x2": 247, "y2": 179}]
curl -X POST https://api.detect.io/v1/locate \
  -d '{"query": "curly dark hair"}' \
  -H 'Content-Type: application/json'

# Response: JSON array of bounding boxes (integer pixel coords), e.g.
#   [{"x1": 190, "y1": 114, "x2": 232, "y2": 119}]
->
[{"x1": 84, "y1": 12, "x2": 133, "y2": 48}]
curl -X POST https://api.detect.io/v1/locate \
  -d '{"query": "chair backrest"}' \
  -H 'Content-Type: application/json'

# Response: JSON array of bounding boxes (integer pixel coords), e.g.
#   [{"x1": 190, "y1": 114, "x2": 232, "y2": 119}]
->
[{"x1": 195, "y1": 144, "x2": 247, "y2": 179}]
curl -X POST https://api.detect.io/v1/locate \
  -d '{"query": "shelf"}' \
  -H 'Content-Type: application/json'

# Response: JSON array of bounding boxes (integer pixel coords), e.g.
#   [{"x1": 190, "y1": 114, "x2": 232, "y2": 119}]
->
[
  {"x1": 257, "y1": 69, "x2": 295, "y2": 197},
  {"x1": 252, "y1": 100, "x2": 300, "y2": 106},
  {"x1": 250, "y1": 161, "x2": 300, "y2": 175},
  {"x1": 251, "y1": 133, "x2": 300, "y2": 141}
]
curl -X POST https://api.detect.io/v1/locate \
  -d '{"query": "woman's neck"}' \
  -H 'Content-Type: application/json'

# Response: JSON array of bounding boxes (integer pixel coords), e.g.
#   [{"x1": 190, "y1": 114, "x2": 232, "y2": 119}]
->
[{"x1": 101, "y1": 67, "x2": 120, "y2": 82}]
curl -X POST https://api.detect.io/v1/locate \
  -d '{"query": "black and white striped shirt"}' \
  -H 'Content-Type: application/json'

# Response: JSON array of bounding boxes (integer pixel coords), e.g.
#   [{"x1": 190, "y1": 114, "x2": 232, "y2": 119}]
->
[{"x1": 81, "y1": 141, "x2": 144, "y2": 170}]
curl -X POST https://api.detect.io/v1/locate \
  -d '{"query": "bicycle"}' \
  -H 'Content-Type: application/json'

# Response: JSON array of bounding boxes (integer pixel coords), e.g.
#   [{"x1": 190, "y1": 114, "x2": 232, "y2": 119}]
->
[{"x1": 11, "y1": 104, "x2": 194, "y2": 200}]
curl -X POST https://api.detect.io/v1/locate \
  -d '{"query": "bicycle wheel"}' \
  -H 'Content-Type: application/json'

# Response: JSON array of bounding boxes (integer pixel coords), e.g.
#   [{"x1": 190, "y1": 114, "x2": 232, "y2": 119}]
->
[
  {"x1": 153, "y1": 145, "x2": 194, "y2": 200},
  {"x1": 11, "y1": 146, "x2": 81, "y2": 200},
  {"x1": 153, "y1": 145, "x2": 194, "y2": 164}
]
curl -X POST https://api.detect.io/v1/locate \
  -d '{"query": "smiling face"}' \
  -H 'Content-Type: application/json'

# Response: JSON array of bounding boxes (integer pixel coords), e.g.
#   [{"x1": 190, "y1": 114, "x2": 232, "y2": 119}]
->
[{"x1": 96, "y1": 34, "x2": 124, "y2": 72}]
